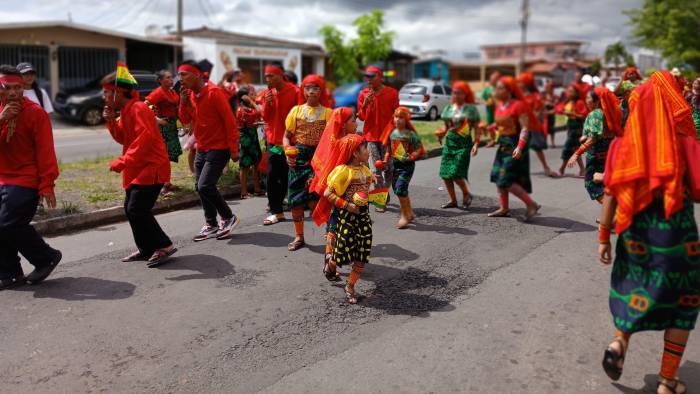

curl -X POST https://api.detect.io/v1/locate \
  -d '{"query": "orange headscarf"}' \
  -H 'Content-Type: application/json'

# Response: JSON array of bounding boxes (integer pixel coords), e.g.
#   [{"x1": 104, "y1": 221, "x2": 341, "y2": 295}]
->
[
  {"x1": 310, "y1": 107, "x2": 355, "y2": 195},
  {"x1": 593, "y1": 87, "x2": 623, "y2": 136},
  {"x1": 452, "y1": 81, "x2": 475, "y2": 104},
  {"x1": 298, "y1": 74, "x2": 330, "y2": 107},
  {"x1": 498, "y1": 76, "x2": 542, "y2": 132},
  {"x1": 622, "y1": 67, "x2": 643, "y2": 82},
  {"x1": 380, "y1": 106, "x2": 416, "y2": 145},
  {"x1": 517, "y1": 72, "x2": 536, "y2": 91},
  {"x1": 604, "y1": 71, "x2": 696, "y2": 234},
  {"x1": 311, "y1": 133, "x2": 366, "y2": 225}
]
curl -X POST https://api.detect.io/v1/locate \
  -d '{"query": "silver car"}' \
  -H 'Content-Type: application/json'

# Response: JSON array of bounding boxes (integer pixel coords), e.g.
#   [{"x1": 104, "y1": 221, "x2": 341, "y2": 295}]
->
[{"x1": 399, "y1": 80, "x2": 452, "y2": 121}]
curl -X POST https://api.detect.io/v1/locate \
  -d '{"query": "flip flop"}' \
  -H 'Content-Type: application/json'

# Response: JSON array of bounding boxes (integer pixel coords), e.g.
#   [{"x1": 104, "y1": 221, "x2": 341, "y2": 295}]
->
[
  {"x1": 487, "y1": 209, "x2": 511, "y2": 218},
  {"x1": 147, "y1": 247, "x2": 178, "y2": 268}
]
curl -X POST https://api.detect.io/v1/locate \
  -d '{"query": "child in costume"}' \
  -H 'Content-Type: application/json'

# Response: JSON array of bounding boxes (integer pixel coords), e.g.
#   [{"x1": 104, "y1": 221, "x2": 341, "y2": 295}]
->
[
  {"x1": 235, "y1": 87, "x2": 264, "y2": 199},
  {"x1": 380, "y1": 107, "x2": 426, "y2": 229}
]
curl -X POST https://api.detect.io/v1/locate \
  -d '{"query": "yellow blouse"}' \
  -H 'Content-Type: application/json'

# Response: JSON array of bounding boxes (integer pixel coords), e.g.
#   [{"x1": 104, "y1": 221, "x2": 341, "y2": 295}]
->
[
  {"x1": 285, "y1": 104, "x2": 332, "y2": 146},
  {"x1": 326, "y1": 164, "x2": 372, "y2": 200}
]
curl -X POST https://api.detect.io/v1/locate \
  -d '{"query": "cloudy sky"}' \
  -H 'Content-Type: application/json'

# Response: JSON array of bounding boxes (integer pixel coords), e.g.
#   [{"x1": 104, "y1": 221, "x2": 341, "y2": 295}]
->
[{"x1": 1, "y1": 0, "x2": 643, "y2": 57}]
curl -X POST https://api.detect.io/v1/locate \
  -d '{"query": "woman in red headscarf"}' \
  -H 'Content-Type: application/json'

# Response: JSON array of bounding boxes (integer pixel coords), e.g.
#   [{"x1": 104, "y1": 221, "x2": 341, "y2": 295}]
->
[
  {"x1": 566, "y1": 87, "x2": 621, "y2": 203},
  {"x1": 488, "y1": 76, "x2": 541, "y2": 221},
  {"x1": 557, "y1": 84, "x2": 589, "y2": 177},
  {"x1": 436, "y1": 81, "x2": 481, "y2": 209},
  {"x1": 310, "y1": 107, "x2": 358, "y2": 279},
  {"x1": 622, "y1": 66, "x2": 643, "y2": 84},
  {"x1": 379, "y1": 107, "x2": 426, "y2": 229},
  {"x1": 598, "y1": 71, "x2": 699, "y2": 394},
  {"x1": 518, "y1": 72, "x2": 555, "y2": 177},
  {"x1": 282, "y1": 74, "x2": 333, "y2": 251},
  {"x1": 317, "y1": 134, "x2": 373, "y2": 304}
]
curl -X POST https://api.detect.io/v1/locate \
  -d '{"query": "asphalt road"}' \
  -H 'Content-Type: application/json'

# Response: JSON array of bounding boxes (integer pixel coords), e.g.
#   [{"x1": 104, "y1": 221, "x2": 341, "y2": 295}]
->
[
  {"x1": 52, "y1": 116, "x2": 121, "y2": 163},
  {"x1": 1, "y1": 146, "x2": 698, "y2": 393}
]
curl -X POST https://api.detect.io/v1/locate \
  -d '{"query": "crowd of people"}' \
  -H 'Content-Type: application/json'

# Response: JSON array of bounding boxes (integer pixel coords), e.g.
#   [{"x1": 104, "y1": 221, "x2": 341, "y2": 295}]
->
[{"x1": 1, "y1": 56, "x2": 700, "y2": 392}]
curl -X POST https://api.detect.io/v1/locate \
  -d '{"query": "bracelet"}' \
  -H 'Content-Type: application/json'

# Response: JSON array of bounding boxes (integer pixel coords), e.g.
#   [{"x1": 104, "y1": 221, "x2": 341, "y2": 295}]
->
[
  {"x1": 333, "y1": 196, "x2": 348, "y2": 210},
  {"x1": 575, "y1": 146, "x2": 586, "y2": 156},
  {"x1": 599, "y1": 223, "x2": 611, "y2": 244},
  {"x1": 517, "y1": 138, "x2": 527, "y2": 150}
]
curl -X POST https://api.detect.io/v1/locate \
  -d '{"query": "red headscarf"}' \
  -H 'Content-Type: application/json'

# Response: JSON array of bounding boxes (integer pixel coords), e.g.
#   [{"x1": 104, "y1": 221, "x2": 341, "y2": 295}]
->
[
  {"x1": 381, "y1": 106, "x2": 416, "y2": 145},
  {"x1": 299, "y1": 74, "x2": 330, "y2": 107},
  {"x1": 311, "y1": 133, "x2": 366, "y2": 225},
  {"x1": 622, "y1": 67, "x2": 642, "y2": 82},
  {"x1": 310, "y1": 106, "x2": 355, "y2": 195},
  {"x1": 498, "y1": 76, "x2": 542, "y2": 132},
  {"x1": 604, "y1": 71, "x2": 696, "y2": 234},
  {"x1": 517, "y1": 72, "x2": 536, "y2": 91},
  {"x1": 452, "y1": 81, "x2": 475, "y2": 104},
  {"x1": 593, "y1": 87, "x2": 623, "y2": 136}
]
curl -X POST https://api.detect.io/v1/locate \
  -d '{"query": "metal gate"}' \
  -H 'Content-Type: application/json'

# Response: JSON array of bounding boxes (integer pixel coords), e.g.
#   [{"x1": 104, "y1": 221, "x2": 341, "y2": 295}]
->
[
  {"x1": 0, "y1": 44, "x2": 50, "y2": 91},
  {"x1": 58, "y1": 46, "x2": 118, "y2": 90}
]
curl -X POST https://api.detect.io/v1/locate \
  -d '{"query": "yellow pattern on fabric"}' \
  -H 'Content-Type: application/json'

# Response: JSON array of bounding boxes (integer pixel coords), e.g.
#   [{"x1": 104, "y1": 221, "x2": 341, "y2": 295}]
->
[
  {"x1": 326, "y1": 164, "x2": 372, "y2": 199},
  {"x1": 285, "y1": 104, "x2": 332, "y2": 146}
]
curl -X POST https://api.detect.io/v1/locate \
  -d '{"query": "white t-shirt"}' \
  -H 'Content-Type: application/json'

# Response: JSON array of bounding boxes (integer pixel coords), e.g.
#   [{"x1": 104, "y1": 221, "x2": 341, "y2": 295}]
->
[{"x1": 23, "y1": 88, "x2": 54, "y2": 113}]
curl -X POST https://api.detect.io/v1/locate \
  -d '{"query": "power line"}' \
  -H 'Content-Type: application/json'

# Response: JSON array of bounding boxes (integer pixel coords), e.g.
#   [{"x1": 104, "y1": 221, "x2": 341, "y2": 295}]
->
[{"x1": 196, "y1": 0, "x2": 217, "y2": 27}]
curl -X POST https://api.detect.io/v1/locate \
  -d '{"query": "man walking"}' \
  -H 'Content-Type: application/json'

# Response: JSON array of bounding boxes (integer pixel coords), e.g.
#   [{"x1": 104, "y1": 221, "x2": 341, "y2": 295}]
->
[{"x1": 0, "y1": 65, "x2": 61, "y2": 289}]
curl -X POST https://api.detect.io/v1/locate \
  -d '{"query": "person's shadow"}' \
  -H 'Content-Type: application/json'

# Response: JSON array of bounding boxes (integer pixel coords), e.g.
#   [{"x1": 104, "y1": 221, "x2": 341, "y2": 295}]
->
[
  {"x1": 155, "y1": 254, "x2": 234, "y2": 281},
  {"x1": 611, "y1": 360, "x2": 700, "y2": 393},
  {"x1": 16, "y1": 277, "x2": 136, "y2": 301},
  {"x1": 226, "y1": 231, "x2": 293, "y2": 248}
]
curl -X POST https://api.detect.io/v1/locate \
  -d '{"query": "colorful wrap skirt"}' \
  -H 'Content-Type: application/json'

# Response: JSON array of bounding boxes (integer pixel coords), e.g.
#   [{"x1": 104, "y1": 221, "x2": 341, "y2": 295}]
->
[
  {"x1": 391, "y1": 159, "x2": 415, "y2": 197},
  {"x1": 610, "y1": 198, "x2": 700, "y2": 333},
  {"x1": 490, "y1": 135, "x2": 532, "y2": 193},
  {"x1": 584, "y1": 137, "x2": 612, "y2": 201},
  {"x1": 239, "y1": 126, "x2": 262, "y2": 169},
  {"x1": 333, "y1": 206, "x2": 372, "y2": 267},
  {"x1": 439, "y1": 131, "x2": 473, "y2": 181},
  {"x1": 160, "y1": 119, "x2": 183, "y2": 163},
  {"x1": 561, "y1": 120, "x2": 584, "y2": 161},
  {"x1": 287, "y1": 144, "x2": 318, "y2": 208}
]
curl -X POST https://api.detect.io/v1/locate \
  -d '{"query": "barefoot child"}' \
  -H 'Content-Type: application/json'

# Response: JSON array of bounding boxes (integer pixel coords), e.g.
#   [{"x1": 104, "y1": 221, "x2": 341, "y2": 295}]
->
[
  {"x1": 319, "y1": 134, "x2": 373, "y2": 304},
  {"x1": 380, "y1": 107, "x2": 426, "y2": 229},
  {"x1": 235, "y1": 87, "x2": 263, "y2": 199}
]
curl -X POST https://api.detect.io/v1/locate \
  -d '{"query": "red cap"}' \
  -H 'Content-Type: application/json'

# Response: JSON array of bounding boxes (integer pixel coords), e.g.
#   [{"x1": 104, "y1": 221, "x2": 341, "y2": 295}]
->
[{"x1": 363, "y1": 66, "x2": 383, "y2": 78}]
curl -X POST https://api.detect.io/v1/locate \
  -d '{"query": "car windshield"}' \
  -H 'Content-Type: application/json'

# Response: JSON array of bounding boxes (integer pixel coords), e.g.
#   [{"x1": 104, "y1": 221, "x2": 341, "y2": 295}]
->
[
  {"x1": 400, "y1": 85, "x2": 427, "y2": 95},
  {"x1": 335, "y1": 83, "x2": 362, "y2": 94}
]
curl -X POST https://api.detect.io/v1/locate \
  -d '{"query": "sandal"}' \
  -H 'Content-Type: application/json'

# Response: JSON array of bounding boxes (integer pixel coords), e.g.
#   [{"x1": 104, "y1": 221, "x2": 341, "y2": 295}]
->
[
  {"x1": 345, "y1": 284, "x2": 359, "y2": 304},
  {"x1": 263, "y1": 214, "x2": 285, "y2": 226},
  {"x1": 441, "y1": 201, "x2": 457, "y2": 209},
  {"x1": 121, "y1": 251, "x2": 146, "y2": 262},
  {"x1": 602, "y1": 337, "x2": 627, "y2": 381},
  {"x1": 147, "y1": 247, "x2": 178, "y2": 268},
  {"x1": 323, "y1": 259, "x2": 341, "y2": 282},
  {"x1": 287, "y1": 239, "x2": 306, "y2": 251},
  {"x1": 462, "y1": 193, "x2": 473, "y2": 209},
  {"x1": 657, "y1": 378, "x2": 686, "y2": 394},
  {"x1": 487, "y1": 208, "x2": 510, "y2": 217},
  {"x1": 240, "y1": 193, "x2": 252, "y2": 199},
  {"x1": 524, "y1": 204, "x2": 541, "y2": 222}
]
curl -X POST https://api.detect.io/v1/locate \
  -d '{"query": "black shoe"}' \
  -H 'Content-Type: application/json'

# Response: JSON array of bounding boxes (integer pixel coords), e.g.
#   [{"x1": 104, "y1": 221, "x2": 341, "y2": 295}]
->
[
  {"x1": 26, "y1": 250, "x2": 62, "y2": 285},
  {"x1": 0, "y1": 274, "x2": 27, "y2": 291}
]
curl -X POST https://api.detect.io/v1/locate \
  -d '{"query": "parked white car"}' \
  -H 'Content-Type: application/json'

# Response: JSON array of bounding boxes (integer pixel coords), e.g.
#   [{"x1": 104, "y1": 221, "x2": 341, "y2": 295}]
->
[{"x1": 399, "y1": 80, "x2": 452, "y2": 121}]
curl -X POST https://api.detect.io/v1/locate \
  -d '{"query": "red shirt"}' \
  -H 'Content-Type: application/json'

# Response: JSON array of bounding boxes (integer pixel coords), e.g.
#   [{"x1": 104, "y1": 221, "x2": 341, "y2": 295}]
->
[
  {"x1": 0, "y1": 97, "x2": 58, "y2": 195},
  {"x1": 145, "y1": 86, "x2": 179, "y2": 119},
  {"x1": 107, "y1": 98, "x2": 171, "y2": 189},
  {"x1": 357, "y1": 85, "x2": 399, "y2": 142},
  {"x1": 261, "y1": 82, "x2": 299, "y2": 146},
  {"x1": 179, "y1": 84, "x2": 239, "y2": 155},
  {"x1": 236, "y1": 106, "x2": 260, "y2": 128},
  {"x1": 494, "y1": 99, "x2": 528, "y2": 136}
]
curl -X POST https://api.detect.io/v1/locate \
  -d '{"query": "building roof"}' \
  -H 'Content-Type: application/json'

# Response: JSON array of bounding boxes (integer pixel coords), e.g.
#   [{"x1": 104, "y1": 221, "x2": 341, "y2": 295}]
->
[
  {"x1": 480, "y1": 40, "x2": 586, "y2": 49},
  {"x1": 0, "y1": 21, "x2": 182, "y2": 47},
  {"x1": 181, "y1": 26, "x2": 324, "y2": 56}
]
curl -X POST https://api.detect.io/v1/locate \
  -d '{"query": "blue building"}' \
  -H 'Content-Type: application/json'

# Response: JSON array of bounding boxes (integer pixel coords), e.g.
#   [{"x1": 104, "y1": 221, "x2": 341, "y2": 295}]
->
[{"x1": 413, "y1": 58, "x2": 450, "y2": 82}]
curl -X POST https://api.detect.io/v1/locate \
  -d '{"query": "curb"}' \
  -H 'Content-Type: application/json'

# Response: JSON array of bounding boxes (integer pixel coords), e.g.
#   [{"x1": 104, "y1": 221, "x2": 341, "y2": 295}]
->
[
  {"x1": 33, "y1": 185, "x2": 241, "y2": 237},
  {"x1": 34, "y1": 147, "x2": 446, "y2": 237}
]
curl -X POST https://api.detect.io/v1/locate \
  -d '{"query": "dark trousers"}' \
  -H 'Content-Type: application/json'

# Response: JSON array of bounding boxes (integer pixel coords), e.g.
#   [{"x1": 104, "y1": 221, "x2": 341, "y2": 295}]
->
[
  {"x1": 266, "y1": 149, "x2": 289, "y2": 214},
  {"x1": 124, "y1": 184, "x2": 172, "y2": 256},
  {"x1": 0, "y1": 185, "x2": 58, "y2": 280},
  {"x1": 195, "y1": 149, "x2": 233, "y2": 226}
]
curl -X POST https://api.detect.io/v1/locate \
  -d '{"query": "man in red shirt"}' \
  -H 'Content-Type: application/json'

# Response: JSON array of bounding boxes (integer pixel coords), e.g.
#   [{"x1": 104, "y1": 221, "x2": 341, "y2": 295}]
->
[
  {"x1": 102, "y1": 68, "x2": 177, "y2": 267},
  {"x1": 261, "y1": 64, "x2": 299, "y2": 225},
  {"x1": 357, "y1": 66, "x2": 399, "y2": 212},
  {"x1": 0, "y1": 65, "x2": 61, "y2": 289},
  {"x1": 178, "y1": 60, "x2": 241, "y2": 241}
]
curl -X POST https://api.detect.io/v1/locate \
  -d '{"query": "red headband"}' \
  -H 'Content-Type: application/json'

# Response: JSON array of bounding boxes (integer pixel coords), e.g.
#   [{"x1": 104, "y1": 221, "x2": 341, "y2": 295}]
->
[
  {"x1": 177, "y1": 64, "x2": 202, "y2": 76},
  {"x1": 264, "y1": 65, "x2": 284, "y2": 76},
  {"x1": 0, "y1": 75, "x2": 23, "y2": 87}
]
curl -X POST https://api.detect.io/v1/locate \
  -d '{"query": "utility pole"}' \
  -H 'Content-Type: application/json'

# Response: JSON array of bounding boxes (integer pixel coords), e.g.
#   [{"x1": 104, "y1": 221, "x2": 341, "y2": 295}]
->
[
  {"x1": 174, "y1": 0, "x2": 183, "y2": 67},
  {"x1": 519, "y1": 0, "x2": 530, "y2": 75}
]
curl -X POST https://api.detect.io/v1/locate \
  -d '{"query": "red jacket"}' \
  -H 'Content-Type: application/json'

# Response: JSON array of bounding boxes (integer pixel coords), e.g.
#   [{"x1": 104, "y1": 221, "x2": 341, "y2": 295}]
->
[
  {"x1": 145, "y1": 86, "x2": 179, "y2": 119},
  {"x1": 357, "y1": 86, "x2": 399, "y2": 142},
  {"x1": 0, "y1": 97, "x2": 58, "y2": 195},
  {"x1": 107, "y1": 98, "x2": 171, "y2": 189},
  {"x1": 179, "y1": 84, "x2": 239, "y2": 155},
  {"x1": 261, "y1": 82, "x2": 299, "y2": 146}
]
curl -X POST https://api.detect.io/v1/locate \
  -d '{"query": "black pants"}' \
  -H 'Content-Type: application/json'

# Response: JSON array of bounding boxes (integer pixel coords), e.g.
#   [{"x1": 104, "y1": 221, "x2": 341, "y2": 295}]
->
[
  {"x1": 124, "y1": 184, "x2": 172, "y2": 256},
  {"x1": 195, "y1": 149, "x2": 233, "y2": 226},
  {"x1": 0, "y1": 185, "x2": 58, "y2": 280},
  {"x1": 266, "y1": 149, "x2": 288, "y2": 214}
]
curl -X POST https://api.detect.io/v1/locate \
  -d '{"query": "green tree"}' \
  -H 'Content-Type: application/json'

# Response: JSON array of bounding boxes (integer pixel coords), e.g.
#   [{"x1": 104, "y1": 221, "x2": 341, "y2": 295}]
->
[
  {"x1": 319, "y1": 9, "x2": 394, "y2": 84},
  {"x1": 604, "y1": 41, "x2": 634, "y2": 70},
  {"x1": 626, "y1": 0, "x2": 700, "y2": 71}
]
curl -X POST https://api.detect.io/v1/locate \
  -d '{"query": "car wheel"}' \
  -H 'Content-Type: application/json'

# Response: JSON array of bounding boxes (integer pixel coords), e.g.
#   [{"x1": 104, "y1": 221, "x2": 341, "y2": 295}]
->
[
  {"x1": 428, "y1": 106, "x2": 438, "y2": 121},
  {"x1": 82, "y1": 107, "x2": 103, "y2": 126}
]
